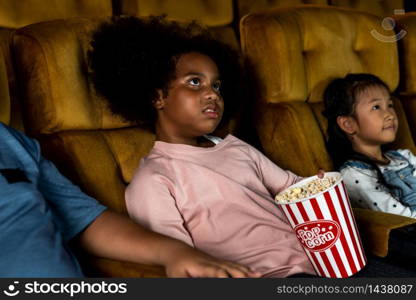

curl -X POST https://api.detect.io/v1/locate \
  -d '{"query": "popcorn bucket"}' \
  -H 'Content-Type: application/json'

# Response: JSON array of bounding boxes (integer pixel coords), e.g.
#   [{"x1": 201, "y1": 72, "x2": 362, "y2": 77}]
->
[{"x1": 275, "y1": 172, "x2": 367, "y2": 278}]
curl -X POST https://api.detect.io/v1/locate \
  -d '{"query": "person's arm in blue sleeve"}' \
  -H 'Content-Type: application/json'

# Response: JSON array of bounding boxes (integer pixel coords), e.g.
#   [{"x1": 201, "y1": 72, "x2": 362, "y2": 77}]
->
[{"x1": 77, "y1": 210, "x2": 260, "y2": 277}]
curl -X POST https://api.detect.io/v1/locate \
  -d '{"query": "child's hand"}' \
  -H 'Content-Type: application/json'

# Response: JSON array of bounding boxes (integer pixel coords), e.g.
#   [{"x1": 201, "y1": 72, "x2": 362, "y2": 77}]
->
[
  {"x1": 317, "y1": 169, "x2": 325, "y2": 179},
  {"x1": 164, "y1": 244, "x2": 261, "y2": 278}
]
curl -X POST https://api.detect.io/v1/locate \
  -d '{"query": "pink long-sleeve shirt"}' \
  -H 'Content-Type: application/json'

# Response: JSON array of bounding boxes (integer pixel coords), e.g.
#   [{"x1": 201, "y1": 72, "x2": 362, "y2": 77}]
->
[{"x1": 126, "y1": 134, "x2": 315, "y2": 277}]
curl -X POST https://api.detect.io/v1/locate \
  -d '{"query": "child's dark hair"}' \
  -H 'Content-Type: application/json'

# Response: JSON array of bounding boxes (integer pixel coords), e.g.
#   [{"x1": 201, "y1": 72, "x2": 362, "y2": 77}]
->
[
  {"x1": 322, "y1": 73, "x2": 391, "y2": 169},
  {"x1": 88, "y1": 16, "x2": 242, "y2": 131}
]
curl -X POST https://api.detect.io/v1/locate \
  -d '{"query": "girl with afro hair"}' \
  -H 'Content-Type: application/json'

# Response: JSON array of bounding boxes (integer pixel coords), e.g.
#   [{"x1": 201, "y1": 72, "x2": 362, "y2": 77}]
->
[
  {"x1": 89, "y1": 16, "x2": 316, "y2": 277},
  {"x1": 89, "y1": 16, "x2": 241, "y2": 133}
]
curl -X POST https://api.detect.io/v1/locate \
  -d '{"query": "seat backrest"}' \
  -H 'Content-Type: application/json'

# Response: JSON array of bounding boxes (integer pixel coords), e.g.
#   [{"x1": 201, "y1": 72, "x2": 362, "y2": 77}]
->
[
  {"x1": 237, "y1": 0, "x2": 328, "y2": 19},
  {"x1": 120, "y1": 0, "x2": 233, "y2": 26},
  {"x1": 395, "y1": 12, "x2": 416, "y2": 141},
  {"x1": 240, "y1": 6, "x2": 416, "y2": 176},
  {"x1": 0, "y1": 27, "x2": 25, "y2": 130},
  {"x1": 0, "y1": 0, "x2": 112, "y2": 28},
  {"x1": 0, "y1": 1, "x2": 113, "y2": 132},
  {"x1": 119, "y1": 0, "x2": 238, "y2": 48},
  {"x1": 0, "y1": 47, "x2": 10, "y2": 125},
  {"x1": 331, "y1": 0, "x2": 404, "y2": 17},
  {"x1": 12, "y1": 18, "x2": 155, "y2": 213}
]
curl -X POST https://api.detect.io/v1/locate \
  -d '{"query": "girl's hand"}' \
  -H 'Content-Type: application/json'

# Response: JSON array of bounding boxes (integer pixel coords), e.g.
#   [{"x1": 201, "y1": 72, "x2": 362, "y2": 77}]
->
[
  {"x1": 164, "y1": 244, "x2": 261, "y2": 278},
  {"x1": 317, "y1": 169, "x2": 325, "y2": 178}
]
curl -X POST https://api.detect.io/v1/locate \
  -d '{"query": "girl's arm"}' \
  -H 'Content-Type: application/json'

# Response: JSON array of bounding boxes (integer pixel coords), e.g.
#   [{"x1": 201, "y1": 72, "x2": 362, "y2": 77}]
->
[
  {"x1": 342, "y1": 167, "x2": 416, "y2": 218},
  {"x1": 77, "y1": 210, "x2": 259, "y2": 278}
]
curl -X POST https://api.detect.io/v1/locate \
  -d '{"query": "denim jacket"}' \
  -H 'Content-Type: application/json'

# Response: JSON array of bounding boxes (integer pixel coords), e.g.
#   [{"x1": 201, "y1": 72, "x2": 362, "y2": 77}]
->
[{"x1": 341, "y1": 150, "x2": 416, "y2": 212}]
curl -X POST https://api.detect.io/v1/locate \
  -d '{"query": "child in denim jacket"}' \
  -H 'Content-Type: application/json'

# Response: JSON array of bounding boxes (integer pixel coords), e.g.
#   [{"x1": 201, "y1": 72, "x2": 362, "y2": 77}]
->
[{"x1": 323, "y1": 73, "x2": 416, "y2": 218}]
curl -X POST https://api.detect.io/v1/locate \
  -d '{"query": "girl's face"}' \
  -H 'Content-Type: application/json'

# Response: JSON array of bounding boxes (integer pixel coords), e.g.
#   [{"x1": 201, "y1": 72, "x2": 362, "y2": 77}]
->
[
  {"x1": 349, "y1": 85, "x2": 398, "y2": 147},
  {"x1": 154, "y1": 52, "x2": 224, "y2": 144}
]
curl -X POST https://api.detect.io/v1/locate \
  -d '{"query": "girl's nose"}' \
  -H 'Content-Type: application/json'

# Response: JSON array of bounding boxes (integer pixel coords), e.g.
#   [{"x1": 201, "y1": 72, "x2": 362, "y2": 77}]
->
[
  {"x1": 385, "y1": 110, "x2": 395, "y2": 120},
  {"x1": 205, "y1": 87, "x2": 220, "y2": 101}
]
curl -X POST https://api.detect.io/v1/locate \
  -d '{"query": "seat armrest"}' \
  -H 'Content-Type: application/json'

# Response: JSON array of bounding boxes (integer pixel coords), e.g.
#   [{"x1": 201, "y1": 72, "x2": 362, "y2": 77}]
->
[
  {"x1": 388, "y1": 224, "x2": 416, "y2": 264},
  {"x1": 353, "y1": 208, "x2": 416, "y2": 257},
  {"x1": 79, "y1": 255, "x2": 166, "y2": 278}
]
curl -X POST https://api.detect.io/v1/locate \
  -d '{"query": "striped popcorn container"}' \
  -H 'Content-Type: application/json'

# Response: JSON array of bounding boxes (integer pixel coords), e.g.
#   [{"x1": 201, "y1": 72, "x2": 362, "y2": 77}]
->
[{"x1": 275, "y1": 172, "x2": 367, "y2": 278}]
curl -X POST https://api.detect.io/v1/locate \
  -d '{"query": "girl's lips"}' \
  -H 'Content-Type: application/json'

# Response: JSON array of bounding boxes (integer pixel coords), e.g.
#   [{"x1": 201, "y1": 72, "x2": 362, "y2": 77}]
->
[
  {"x1": 202, "y1": 106, "x2": 221, "y2": 118},
  {"x1": 203, "y1": 111, "x2": 220, "y2": 118},
  {"x1": 383, "y1": 125, "x2": 396, "y2": 132}
]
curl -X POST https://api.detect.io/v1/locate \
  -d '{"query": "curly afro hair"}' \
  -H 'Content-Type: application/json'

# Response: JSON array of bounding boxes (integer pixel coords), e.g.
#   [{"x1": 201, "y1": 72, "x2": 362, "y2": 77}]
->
[{"x1": 89, "y1": 16, "x2": 243, "y2": 131}]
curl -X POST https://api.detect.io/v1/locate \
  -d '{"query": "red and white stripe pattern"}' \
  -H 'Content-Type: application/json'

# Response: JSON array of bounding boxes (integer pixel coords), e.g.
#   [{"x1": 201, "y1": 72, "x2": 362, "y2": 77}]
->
[{"x1": 280, "y1": 180, "x2": 367, "y2": 278}]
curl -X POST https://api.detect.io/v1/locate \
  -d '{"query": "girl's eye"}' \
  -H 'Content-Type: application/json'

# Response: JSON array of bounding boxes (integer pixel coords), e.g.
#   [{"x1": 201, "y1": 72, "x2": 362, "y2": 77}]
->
[
  {"x1": 372, "y1": 105, "x2": 380, "y2": 110},
  {"x1": 388, "y1": 103, "x2": 394, "y2": 108},
  {"x1": 189, "y1": 78, "x2": 200, "y2": 86}
]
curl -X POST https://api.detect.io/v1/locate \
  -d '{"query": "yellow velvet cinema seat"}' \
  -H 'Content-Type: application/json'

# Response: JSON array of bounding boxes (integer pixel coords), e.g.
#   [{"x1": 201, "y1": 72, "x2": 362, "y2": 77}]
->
[
  {"x1": 331, "y1": 0, "x2": 405, "y2": 17},
  {"x1": 0, "y1": 29, "x2": 17, "y2": 127},
  {"x1": 0, "y1": 0, "x2": 113, "y2": 29},
  {"x1": 0, "y1": 0, "x2": 113, "y2": 132},
  {"x1": 236, "y1": 0, "x2": 328, "y2": 20},
  {"x1": 0, "y1": 47, "x2": 10, "y2": 125},
  {"x1": 0, "y1": 32, "x2": 25, "y2": 132},
  {"x1": 12, "y1": 17, "x2": 165, "y2": 277},
  {"x1": 0, "y1": 28, "x2": 25, "y2": 131},
  {"x1": 240, "y1": 5, "x2": 416, "y2": 257},
  {"x1": 394, "y1": 12, "x2": 416, "y2": 142},
  {"x1": 118, "y1": 0, "x2": 239, "y2": 49},
  {"x1": 0, "y1": 28, "x2": 21, "y2": 130}
]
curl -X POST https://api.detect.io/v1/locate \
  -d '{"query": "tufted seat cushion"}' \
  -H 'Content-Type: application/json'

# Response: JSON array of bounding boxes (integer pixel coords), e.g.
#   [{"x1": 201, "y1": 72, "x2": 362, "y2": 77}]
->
[
  {"x1": 237, "y1": 0, "x2": 329, "y2": 19},
  {"x1": 240, "y1": 5, "x2": 416, "y2": 257},
  {"x1": 0, "y1": 47, "x2": 10, "y2": 125},
  {"x1": 395, "y1": 13, "x2": 416, "y2": 141},
  {"x1": 0, "y1": 0, "x2": 112, "y2": 28},
  {"x1": 242, "y1": 6, "x2": 400, "y2": 106},
  {"x1": 241, "y1": 5, "x2": 415, "y2": 175},
  {"x1": 121, "y1": 0, "x2": 233, "y2": 26},
  {"x1": 119, "y1": 0, "x2": 239, "y2": 49},
  {"x1": 13, "y1": 16, "x2": 158, "y2": 210},
  {"x1": 331, "y1": 0, "x2": 404, "y2": 17},
  {"x1": 14, "y1": 19, "x2": 134, "y2": 134},
  {"x1": 0, "y1": 28, "x2": 25, "y2": 130}
]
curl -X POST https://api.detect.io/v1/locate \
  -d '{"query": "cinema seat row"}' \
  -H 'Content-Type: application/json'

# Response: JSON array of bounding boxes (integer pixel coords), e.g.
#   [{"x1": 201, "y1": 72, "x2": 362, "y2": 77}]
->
[
  {"x1": 1, "y1": 1, "x2": 416, "y2": 277},
  {"x1": 0, "y1": 0, "x2": 410, "y2": 129}
]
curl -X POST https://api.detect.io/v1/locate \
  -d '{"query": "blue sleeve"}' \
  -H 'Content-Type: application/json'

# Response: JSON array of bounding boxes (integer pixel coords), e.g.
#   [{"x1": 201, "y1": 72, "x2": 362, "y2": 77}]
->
[
  {"x1": 2, "y1": 123, "x2": 40, "y2": 161},
  {"x1": 2, "y1": 123, "x2": 107, "y2": 241},
  {"x1": 37, "y1": 155, "x2": 107, "y2": 242}
]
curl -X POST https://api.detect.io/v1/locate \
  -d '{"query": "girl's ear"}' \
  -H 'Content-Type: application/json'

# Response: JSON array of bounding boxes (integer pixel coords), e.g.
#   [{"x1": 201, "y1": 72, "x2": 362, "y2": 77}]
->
[
  {"x1": 336, "y1": 116, "x2": 357, "y2": 135},
  {"x1": 153, "y1": 89, "x2": 165, "y2": 110}
]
